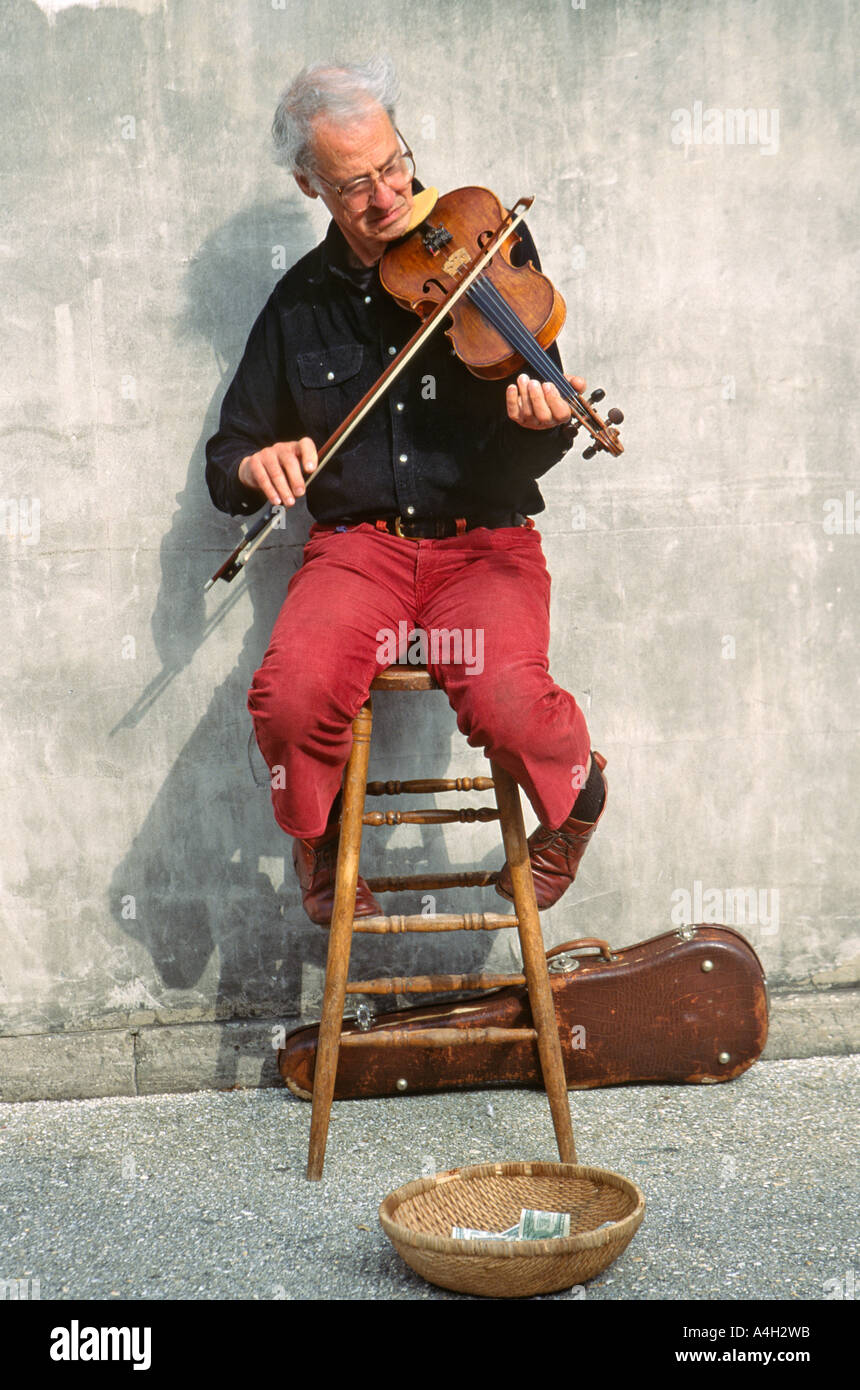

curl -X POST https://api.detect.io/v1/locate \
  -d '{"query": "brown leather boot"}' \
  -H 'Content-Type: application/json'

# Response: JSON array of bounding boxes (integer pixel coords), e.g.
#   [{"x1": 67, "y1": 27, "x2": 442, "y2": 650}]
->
[
  {"x1": 495, "y1": 752, "x2": 608, "y2": 910},
  {"x1": 292, "y1": 822, "x2": 382, "y2": 927}
]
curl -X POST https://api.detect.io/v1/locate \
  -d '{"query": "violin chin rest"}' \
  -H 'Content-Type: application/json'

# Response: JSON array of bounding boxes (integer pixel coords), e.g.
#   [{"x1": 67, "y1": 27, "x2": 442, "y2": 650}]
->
[{"x1": 404, "y1": 186, "x2": 439, "y2": 232}]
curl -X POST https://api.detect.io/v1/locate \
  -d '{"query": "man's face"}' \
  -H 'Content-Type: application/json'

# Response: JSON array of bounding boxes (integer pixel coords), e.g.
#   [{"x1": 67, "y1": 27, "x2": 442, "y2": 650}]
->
[{"x1": 296, "y1": 104, "x2": 414, "y2": 265}]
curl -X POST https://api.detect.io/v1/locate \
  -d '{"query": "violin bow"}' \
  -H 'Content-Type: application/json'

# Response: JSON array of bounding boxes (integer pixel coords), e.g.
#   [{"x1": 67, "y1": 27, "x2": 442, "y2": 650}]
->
[{"x1": 205, "y1": 197, "x2": 534, "y2": 589}]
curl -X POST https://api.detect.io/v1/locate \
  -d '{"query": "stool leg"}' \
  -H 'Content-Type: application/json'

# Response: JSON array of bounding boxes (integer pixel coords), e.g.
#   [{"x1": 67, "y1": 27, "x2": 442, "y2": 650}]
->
[
  {"x1": 307, "y1": 699, "x2": 373, "y2": 1180},
  {"x1": 491, "y1": 761, "x2": 577, "y2": 1164}
]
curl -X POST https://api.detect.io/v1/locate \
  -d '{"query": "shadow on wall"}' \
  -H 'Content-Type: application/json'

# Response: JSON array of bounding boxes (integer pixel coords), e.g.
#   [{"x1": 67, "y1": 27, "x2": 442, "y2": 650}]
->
[{"x1": 108, "y1": 199, "x2": 505, "y2": 1089}]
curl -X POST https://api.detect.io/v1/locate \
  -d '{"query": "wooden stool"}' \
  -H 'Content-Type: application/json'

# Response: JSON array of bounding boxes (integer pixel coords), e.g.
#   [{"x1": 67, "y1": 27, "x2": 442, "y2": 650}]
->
[{"x1": 306, "y1": 664, "x2": 576, "y2": 1180}]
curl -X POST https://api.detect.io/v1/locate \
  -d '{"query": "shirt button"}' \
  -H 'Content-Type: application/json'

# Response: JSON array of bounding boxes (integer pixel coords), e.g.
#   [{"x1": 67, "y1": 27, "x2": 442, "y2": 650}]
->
[
  {"x1": 326, "y1": 371, "x2": 335, "y2": 380},
  {"x1": 399, "y1": 453, "x2": 408, "y2": 463},
  {"x1": 395, "y1": 402, "x2": 404, "y2": 411},
  {"x1": 364, "y1": 295, "x2": 372, "y2": 304},
  {"x1": 388, "y1": 346, "x2": 397, "y2": 356},
  {"x1": 406, "y1": 505, "x2": 415, "y2": 516}
]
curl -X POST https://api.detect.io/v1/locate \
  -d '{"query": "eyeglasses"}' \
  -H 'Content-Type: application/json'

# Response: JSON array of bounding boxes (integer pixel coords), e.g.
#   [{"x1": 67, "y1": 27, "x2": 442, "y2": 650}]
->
[{"x1": 312, "y1": 129, "x2": 416, "y2": 213}]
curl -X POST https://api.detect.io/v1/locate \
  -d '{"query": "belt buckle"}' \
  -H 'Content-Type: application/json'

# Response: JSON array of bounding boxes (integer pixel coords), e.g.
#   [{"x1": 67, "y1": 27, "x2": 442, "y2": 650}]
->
[{"x1": 393, "y1": 515, "x2": 406, "y2": 538}]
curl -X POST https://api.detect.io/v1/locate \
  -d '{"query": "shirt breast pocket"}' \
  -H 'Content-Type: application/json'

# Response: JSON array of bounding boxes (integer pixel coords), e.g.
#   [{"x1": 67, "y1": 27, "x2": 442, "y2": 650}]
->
[{"x1": 297, "y1": 345, "x2": 364, "y2": 438}]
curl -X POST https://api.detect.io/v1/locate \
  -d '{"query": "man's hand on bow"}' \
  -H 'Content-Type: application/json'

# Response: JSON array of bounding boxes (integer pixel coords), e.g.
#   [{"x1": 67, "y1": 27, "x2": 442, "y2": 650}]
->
[
  {"x1": 506, "y1": 372, "x2": 586, "y2": 430},
  {"x1": 238, "y1": 439, "x2": 318, "y2": 507}
]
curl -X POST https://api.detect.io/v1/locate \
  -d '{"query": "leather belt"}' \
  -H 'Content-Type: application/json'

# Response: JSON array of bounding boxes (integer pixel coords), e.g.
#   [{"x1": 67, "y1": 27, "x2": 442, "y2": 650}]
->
[{"x1": 335, "y1": 512, "x2": 530, "y2": 539}]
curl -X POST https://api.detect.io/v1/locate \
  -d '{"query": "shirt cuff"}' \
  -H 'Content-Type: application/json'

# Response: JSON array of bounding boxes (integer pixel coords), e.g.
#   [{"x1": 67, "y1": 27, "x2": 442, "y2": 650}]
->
[{"x1": 230, "y1": 471, "x2": 267, "y2": 517}]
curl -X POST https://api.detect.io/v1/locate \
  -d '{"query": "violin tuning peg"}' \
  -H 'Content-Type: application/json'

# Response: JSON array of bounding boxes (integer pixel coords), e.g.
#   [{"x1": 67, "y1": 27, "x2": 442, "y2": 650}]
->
[
  {"x1": 607, "y1": 407, "x2": 624, "y2": 424},
  {"x1": 587, "y1": 388, "x2": 605, "y2": 404},
  {"x1": 582, "y1": 444, "x2": 600, "y2": 460}
]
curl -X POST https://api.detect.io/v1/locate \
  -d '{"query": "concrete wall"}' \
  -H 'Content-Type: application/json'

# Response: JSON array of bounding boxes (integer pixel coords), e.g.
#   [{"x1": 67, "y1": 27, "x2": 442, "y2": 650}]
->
[{"x1": 1, "y1": 0, "x2": 857, "y2": 1099}]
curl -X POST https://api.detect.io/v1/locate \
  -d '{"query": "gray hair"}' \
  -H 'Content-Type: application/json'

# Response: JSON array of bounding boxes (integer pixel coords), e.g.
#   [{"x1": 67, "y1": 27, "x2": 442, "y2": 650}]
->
[{"x1": 272, "y1": 58, "x2": 400, "y2": 177}]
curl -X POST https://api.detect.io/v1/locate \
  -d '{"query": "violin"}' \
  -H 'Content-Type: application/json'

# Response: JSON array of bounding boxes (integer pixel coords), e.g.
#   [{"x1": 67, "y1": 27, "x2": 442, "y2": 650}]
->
[
  {"x1": 380, "y1": 185, "x2": 623, "y2": 458},
  {"x1": 206, "y1": 186, "x2": 624, "y2": 589}
]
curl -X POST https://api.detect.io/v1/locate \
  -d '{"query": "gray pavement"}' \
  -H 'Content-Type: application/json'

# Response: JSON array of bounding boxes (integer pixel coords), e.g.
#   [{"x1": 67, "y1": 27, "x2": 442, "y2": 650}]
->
[{"x1": 0, "y1": 1055, "x2": 857, "y2": 1302}]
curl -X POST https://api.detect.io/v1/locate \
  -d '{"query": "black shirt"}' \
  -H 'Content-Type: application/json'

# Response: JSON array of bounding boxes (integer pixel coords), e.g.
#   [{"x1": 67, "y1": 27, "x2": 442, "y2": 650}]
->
[{"x1": 204, "y1": 211, "x2": 574, "y2": 522}]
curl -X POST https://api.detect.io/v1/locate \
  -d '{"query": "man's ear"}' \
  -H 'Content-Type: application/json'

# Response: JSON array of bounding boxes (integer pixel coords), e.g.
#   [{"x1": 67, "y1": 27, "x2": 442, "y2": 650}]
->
[{"x1": 294, "y1": 171, "x2": 318, "y2": 200}]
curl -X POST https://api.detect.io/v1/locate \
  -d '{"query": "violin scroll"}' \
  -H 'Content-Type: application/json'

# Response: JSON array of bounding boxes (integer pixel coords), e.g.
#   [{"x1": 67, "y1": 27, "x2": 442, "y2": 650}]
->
[{"x1": 564, "y1": 382, "x2": 624, "y2": 460}]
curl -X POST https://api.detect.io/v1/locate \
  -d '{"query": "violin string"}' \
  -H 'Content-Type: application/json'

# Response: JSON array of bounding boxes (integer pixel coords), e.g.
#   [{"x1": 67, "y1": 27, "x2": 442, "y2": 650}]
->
[
  {"x1": 468, "y1": 277, "x2": 602, "y2": 436},
  {"x1": 465, "y1": 276, "x2": 581, "y2": 405},
  {"x1": 467, "y1": 279, "x2": 574, "y2": 396}
]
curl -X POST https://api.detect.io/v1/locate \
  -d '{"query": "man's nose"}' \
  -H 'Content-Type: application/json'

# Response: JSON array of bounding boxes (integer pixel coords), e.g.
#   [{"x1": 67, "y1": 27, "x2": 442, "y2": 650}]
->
[{"x1": 370, "y1": 177, "x2": 397, "y2": 210}]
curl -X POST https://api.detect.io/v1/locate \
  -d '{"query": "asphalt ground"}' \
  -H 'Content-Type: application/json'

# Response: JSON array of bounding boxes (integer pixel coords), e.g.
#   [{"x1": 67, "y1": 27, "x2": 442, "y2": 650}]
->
[{"x1": 1, "y1": 1054, "x2": 856, "y2": 1312}]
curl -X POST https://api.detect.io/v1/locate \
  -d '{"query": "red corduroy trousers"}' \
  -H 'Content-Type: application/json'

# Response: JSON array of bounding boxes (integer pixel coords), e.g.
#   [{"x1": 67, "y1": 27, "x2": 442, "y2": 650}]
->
[{"x1": 247, "y1": 522, "x2": 591, "y2": 839}]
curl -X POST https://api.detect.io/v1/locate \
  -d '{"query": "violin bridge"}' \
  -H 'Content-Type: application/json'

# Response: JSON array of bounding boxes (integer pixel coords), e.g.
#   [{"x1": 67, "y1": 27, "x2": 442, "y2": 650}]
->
[{"x1": 442, "y1": 247, "x2": 471, "y2": 277}]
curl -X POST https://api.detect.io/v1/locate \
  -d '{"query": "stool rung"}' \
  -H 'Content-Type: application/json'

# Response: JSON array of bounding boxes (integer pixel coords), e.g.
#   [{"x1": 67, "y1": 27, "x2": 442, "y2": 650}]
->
[
  {"x1": 353, "y1": 911, "x2": 516, "y2": 933},
  {"x1": 363, "y1": 807, "x2": 500, "y2": 826},
  {"x1": 345, "y1": 972, "x2": 525, "y2": 995},
  {"x1": 365, "y1": 776, "x2": 495, "y2": 796},
  {"x1": 365, "y1": 871, "x2": 500, "y2": 892},
  {"x1": 339, "y1": 1027, "x2": 538, "y2": 1047},
  {"x1": 306, "y1": 719, "x2": 577, "y2": 1180}
]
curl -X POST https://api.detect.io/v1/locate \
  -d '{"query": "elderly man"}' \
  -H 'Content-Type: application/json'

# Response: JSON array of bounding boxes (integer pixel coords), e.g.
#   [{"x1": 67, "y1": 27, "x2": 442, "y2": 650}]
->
[{"x1": 205, "y1": 59, "x2": 607, "y2": 925}]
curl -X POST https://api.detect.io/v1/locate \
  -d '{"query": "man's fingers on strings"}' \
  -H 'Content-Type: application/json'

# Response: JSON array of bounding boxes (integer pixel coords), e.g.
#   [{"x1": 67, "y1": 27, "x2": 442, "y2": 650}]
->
[
  {"x1": 547, "y1": 382, "x2": 583, "y2": 425},
  {"x1": 525, "y1": 376, "x2": 555, "y2": 424},
  {"x1": 507, "y1": 372, "x2": 591, "y2": 430},
  {"x1": 537, "y1": 380, "x2": 574, "y2": 424},
  {"x1": 509, "y1": 373, "x2": 537, "y2": 423}
]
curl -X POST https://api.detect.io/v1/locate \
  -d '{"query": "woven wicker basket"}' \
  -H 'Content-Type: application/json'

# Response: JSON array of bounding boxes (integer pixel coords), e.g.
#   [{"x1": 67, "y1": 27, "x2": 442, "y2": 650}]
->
[{"x1": 379, "y1": 1161, "x2": 645, "y2": 1297}]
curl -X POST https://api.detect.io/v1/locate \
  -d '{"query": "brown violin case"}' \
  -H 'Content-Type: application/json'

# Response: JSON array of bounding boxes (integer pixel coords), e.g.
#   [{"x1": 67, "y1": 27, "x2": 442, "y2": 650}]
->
[{"x1": 278, "y1": 925, "x2": 769, "y2": 1100}]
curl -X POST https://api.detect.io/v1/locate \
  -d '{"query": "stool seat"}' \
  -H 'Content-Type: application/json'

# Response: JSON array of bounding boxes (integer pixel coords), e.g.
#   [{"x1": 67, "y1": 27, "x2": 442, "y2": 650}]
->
[
  {"x1": 304, "y1": 664, "x2": 575, "y2": 1179},
  {"x1": 371, "y1": 664, "x2": 438, "y2": 692}
]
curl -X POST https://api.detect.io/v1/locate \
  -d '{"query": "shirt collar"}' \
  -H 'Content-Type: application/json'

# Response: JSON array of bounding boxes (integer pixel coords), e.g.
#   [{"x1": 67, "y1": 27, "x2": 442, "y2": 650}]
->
[{"x1": 322, "y1": 220, "x2": 372, "y2": 287}]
